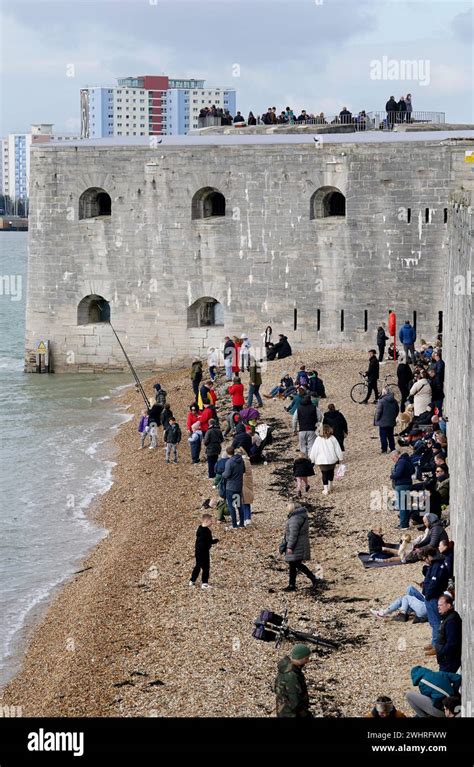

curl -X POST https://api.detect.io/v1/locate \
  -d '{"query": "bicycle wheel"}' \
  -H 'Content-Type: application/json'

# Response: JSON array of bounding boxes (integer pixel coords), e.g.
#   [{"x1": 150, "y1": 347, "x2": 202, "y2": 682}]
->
[{"x1": 350, "y1": 382, "x2": 368, "y2": 404}]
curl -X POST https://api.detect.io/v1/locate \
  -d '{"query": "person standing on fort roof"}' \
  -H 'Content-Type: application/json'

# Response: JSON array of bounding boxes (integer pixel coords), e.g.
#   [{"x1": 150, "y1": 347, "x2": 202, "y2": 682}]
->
[
  {"x1": 385, "y1": 96, "x2": 398, "y2": 129},
  {"x1": 405, "y1": 94, "x2": 413, "y2": 123}
]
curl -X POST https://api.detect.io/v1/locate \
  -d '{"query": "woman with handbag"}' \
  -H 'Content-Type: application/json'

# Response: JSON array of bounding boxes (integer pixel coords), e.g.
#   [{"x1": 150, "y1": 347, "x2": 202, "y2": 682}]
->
[
  {"x1": 309, "y1": 423, "x2": 343, "y2": 495},
  {"x1": 280, "y1": 503, "x2": 318, "y2": 592}
]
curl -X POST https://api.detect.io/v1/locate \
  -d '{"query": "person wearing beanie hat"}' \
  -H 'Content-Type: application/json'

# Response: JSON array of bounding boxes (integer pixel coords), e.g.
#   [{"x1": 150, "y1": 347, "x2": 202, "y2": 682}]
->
[{"x1": 274, "y1": 644, "x2": 312, "y2": 717}]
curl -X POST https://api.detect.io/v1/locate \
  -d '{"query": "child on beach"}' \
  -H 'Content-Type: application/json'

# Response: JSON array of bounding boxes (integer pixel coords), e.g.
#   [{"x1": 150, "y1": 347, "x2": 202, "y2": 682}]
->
[
  {"x1": 138, "y1": 409, "x2": 150, "y2": 449},
  {"x1": 292, "y1": 451, "x2": 315, "y2": 497},
  {"x1": 189, "y1": 513, "x2": 219, "y2": 589},
  {"x1": 164, "y1": 417, "x2": 182, "y2": 463}
]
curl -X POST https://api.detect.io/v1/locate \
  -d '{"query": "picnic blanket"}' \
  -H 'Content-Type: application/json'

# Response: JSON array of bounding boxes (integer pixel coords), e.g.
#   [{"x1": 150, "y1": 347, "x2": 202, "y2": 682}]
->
[{"x1": 358, "y1": 552, "x2": 405, "y2": 569}]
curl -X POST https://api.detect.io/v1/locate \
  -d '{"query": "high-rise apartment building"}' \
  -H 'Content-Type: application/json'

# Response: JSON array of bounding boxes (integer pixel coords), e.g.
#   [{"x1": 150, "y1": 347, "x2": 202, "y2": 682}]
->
[{"x1": 80, "y1": 75, "x2": 236, "y2": 138}]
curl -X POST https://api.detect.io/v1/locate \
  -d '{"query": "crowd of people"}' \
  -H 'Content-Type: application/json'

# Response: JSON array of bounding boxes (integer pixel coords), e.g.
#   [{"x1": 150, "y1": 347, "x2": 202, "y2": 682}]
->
[
  {"x1": 135, "y1": 321, "x2": 460, "y2": 719},
  {"x1": 199, "y1": 96, "x2": 415, "y2": 132}
]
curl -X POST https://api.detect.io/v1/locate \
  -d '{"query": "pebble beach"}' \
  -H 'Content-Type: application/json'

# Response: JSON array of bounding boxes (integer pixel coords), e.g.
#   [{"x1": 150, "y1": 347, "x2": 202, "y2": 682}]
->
[{"x1": 0, "y1": 348, "x2": 443, "y2": 718}]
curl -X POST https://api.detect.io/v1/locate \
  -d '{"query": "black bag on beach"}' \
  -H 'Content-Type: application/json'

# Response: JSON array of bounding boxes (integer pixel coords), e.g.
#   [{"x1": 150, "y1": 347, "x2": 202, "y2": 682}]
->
[{"x1": 252, "y1": 609, "x2": 284, "y2": 642}]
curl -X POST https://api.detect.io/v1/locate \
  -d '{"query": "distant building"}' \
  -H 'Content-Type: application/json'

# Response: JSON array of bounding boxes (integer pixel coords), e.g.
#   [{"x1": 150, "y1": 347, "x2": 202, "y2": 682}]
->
[
  {"x1": 80, "y1": 75, "x2": 236, "y2": 138},
  {"x1": 1, "y1": 125, "x2": 80, "y2": 209}
]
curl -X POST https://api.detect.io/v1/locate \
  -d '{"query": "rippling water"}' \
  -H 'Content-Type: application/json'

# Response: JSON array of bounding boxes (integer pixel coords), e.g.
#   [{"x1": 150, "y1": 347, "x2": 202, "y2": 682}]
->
[{"x1": 0, "y1": 232, "x2": 132, "y2": 686}]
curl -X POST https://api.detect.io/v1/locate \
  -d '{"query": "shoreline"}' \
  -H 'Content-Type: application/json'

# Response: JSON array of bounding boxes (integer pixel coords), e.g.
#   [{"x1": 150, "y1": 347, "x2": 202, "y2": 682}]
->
[
  {"x1": 0, "y1": 388, "x2": 133, "y2": 692},
  {"x1": 0, "y1": 351, "x2": 444, "y2": 717}
]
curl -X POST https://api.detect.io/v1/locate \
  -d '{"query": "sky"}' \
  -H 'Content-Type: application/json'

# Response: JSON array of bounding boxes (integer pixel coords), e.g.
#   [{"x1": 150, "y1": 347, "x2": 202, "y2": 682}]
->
[{"x1": 0, "y1": 0, "x2": 473, "y2": 135}]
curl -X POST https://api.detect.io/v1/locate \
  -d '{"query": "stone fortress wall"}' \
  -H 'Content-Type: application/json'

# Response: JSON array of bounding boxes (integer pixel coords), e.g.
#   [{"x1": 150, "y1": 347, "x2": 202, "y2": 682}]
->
[
  {"x1": 444, "y1": 188, "x2": 473, "y2": 712},
  {"x1": 23, "y1": 131, "x2": 473, "y2": 372}
]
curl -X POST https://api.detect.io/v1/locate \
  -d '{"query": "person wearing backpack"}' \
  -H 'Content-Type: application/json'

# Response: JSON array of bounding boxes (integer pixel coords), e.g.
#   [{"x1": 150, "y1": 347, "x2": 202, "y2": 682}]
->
[{"x1": 164, "y1": 417, "x2": 182, "y2": 464}]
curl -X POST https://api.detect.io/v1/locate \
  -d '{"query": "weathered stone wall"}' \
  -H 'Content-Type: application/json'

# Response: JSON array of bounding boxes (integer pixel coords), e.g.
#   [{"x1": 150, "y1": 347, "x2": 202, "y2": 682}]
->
[
  {"x1": 444, "y1": 189, "x2": 473, "y2": 713},
  {"x1": 24, "y1": 137, "x2": 473, "y2": 371}
]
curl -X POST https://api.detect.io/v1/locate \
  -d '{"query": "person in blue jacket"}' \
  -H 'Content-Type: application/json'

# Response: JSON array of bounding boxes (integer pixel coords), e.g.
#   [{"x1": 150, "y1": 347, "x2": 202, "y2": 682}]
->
[
  {"x1": 421, "y1": 547, "x2": 450, "y2": 648},
  {"x1": 406, "y1": 665, "x2": 461, "y2": 717},
  {"x1": 390, "y1": 450, "x2": 414, "y2": 528},
  {"x1": 399, "y1": 321, "x2": 416, "y2": 363}
]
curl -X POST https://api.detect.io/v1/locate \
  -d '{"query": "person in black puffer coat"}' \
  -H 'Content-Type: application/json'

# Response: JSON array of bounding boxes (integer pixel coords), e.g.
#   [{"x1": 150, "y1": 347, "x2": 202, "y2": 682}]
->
[
  {"x1": 376, "y1": 325, "x2": 389, "y2": 362},
  {"x1": 203, "y1": 419, "x2": 224, "y2": 479},
  {"x1": 280, "y1": 504, "x2": 318, "y2": 591},
  {"x1": 323, "y1": 404, "x2": 348, "y2": 450}
]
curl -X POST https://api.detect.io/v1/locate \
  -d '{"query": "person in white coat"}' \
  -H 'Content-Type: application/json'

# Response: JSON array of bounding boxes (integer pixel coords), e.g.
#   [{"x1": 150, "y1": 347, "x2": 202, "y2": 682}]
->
[
  {"x1": 240, "y1": 333, "x2": 251, "y2": 372},
  {"x1": 207, "y1": 347, "x2": 218, "y2": 381},
  {"x1": 409, "y1": 372, "x2": 432, "y2": 416},
  {"x1": 309, "y1": 423, "x2": 343, "y2": 495}
]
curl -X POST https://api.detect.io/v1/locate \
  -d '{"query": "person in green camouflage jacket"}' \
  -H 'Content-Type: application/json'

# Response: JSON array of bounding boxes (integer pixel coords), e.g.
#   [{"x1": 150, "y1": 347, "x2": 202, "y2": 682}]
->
[{"x1": 274, "y1": 644, "x2": 313, "y2": 717}]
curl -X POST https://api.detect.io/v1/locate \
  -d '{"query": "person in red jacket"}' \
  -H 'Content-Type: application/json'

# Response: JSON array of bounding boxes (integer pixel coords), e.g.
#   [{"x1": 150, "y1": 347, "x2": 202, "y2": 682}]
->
[
  {"x1": 228, "y1": 377, "x2": 245, "y2": 412},
  {"x1": 232, "y1": 336, "x2": 242, "y2": 375},
  {"x1": 199, "y1": 406, "x2": 215, "y2": 432}
]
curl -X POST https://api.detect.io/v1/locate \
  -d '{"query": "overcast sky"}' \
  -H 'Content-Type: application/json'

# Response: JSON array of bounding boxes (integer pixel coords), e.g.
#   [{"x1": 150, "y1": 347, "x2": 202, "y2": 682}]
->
[{"x1": 1, "y1": 0, "x2": 472, "y2": 135}]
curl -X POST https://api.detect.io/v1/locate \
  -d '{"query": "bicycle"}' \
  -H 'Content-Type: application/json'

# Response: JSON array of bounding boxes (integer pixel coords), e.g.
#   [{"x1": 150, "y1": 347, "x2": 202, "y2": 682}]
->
[
  {"x1": 350, "y1": 372, "x2": 399, "y2": 404},
  {"x1": 252, "y1": 608, "x2": 338, "y2": 650}
]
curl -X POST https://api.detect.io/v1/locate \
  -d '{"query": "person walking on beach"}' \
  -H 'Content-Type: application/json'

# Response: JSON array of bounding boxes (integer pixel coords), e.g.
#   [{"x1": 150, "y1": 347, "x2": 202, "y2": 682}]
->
[
  {"x1": 138, "y1": 409, "x2": 151, "y2": 449},
  {"x1": 190, "y1": 358, "x2": 203, "y2": 399},
  {"x1": 222, "y1": 446, "x2": 245, "y2": 529},
  {"x1": 296, "y1": 394, "x2": 319, "y2": 456},
  {"x1": 223, "y1": 336, "x2": 235, "y2": 381},
  {"x1": 207, "y1": 347, "x2": 218, "y2": 381},
  {"x1": 322, "y1": 404, "x2": 348, "y2": 451},
  {"x1": 293, "y1": 451, "x2": 315, "y2": 497},
  {"x1": 160, "y1": 403, "x2": 174, "y2": 432},
  {"x1": 203, "y1": 418, "x2": 224, "y2": 478},
  {"x1": 274, "y1": 644, "x2": 313, "y2": 717},
  {"x1": 374, "y1": 387, "x2": 399, "y2": 453},
  {"x1": 187, "y1": 403, "x2": 202, "y2": 463},
  {"x1": 362, "y1": 349, "x2": 380, "y2": 403},
  {"x1": 189, "y1": 513, "x2": 219, "y2": 590},
  {"x1": 376, "y1": 324, "x2": 389, "y2": 362},
  {"x1": 309, "y1": 423, "x2": 343, "y2": 496},
  {"x1": 280, "y1": 503, "x2": 318, "y2": 591},
  {"x1": 164, "y1": 417, "x2": 182, "y2": 463},
  {"x1": 247, "y1": 357, "x2": 264, "y2": 407}
]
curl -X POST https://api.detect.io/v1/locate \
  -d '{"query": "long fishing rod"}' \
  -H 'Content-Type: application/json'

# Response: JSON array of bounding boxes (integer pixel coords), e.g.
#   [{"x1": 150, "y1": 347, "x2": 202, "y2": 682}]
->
[{"x1": 108, "y1": 320, "x2": 151, "y2": 410}]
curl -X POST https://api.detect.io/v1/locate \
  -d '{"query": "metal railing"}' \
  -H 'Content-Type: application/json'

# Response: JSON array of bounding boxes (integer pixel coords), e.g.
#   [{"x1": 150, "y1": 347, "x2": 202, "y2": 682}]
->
[
  {"x1": 196, "y1": 111, "x2": 446, "y2": 132},
  {"x1": 366, "y1": 111, "x2": 445, "y2": 130}
]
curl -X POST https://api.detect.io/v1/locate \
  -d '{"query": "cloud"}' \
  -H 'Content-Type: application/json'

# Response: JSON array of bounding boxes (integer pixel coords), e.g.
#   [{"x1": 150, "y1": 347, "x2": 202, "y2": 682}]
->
[{"x1": 451, "y1": 8, "x2": 473, "y2": 44}]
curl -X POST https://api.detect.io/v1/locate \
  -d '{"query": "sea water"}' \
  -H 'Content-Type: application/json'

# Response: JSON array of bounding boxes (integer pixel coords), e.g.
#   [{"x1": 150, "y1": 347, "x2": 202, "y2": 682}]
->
[{"x1": 0, "y1": 232, "x2": 132, "y2": 687}]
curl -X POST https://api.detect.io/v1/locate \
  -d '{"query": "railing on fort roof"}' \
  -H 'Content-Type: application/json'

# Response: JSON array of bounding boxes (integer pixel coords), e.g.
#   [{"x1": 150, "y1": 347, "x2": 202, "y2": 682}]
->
[
  {"x1": 197, "y1": 111, "x2": 446, "y2": 132},
  {"x1": 366, "y1": 111, "x2": 446, "y2": 129}
]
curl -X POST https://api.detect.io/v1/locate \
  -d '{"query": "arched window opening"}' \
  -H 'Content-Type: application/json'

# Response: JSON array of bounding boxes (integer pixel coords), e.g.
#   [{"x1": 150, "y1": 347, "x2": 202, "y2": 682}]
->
[
  {"x1": 187, "y1": 297, "x2": 224, "y2": 327},
  {"x1": 77, "y1": 294, "x2": 110, "y2": 325},
  {"x1": 310, "y1": 186, "x2": 346, "y2": 219},
  {"x1": 192, "y1": 187, "x2": 226, "y2": 220},
  {"x1": 79, "y1": 187, "x2": 112, "y2": 220}
]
